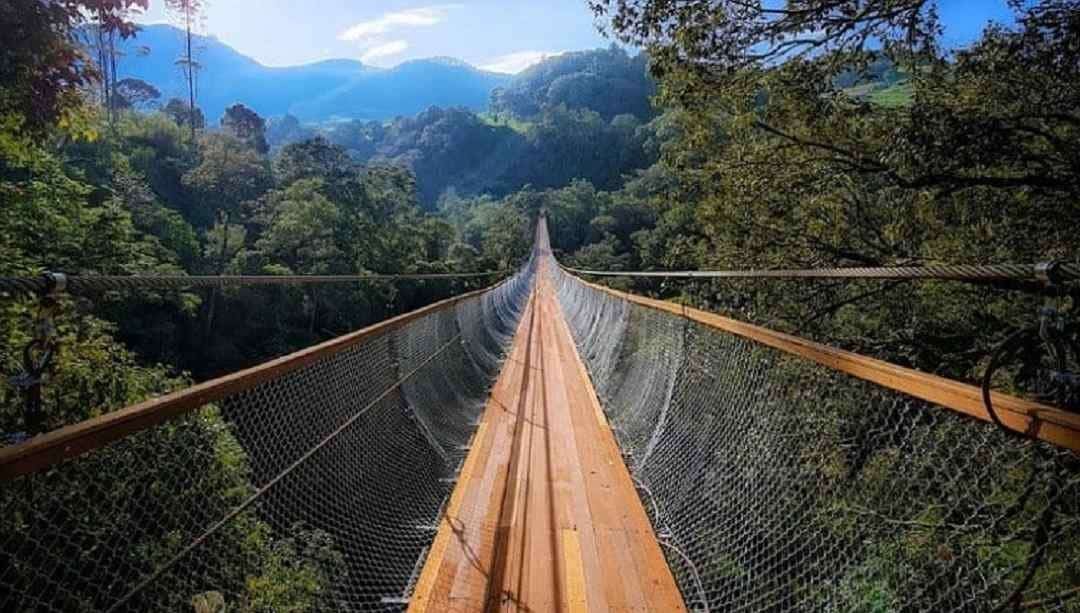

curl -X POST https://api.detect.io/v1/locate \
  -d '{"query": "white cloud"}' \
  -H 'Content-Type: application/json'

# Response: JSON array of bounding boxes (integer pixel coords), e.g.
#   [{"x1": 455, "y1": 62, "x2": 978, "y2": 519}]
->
[
  {"x1": 339, "y1": 5, "x2": 461, "y2": 42},
  {"x1": 361, "y1": 40, "x2": 410, "y2": 62},
  {"x1": 480, "y1": 51, "x2": 564, "y2": 74}
]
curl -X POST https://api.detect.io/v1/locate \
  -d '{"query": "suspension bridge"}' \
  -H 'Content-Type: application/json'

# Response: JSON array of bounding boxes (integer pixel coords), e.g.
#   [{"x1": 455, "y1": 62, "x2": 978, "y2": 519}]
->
[{"x1": 2, "y1": 219, "x2": 1079, "y2": 612}]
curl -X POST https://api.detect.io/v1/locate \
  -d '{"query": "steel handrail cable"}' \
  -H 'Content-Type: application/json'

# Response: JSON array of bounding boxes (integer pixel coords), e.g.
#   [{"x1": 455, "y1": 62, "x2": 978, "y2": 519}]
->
[
  {"x1": 0, "y1": 270, "x2": 511, "y2": 296},
  {"x1": 565, "y1": 261, "x2": 1079, "y2": 284}
]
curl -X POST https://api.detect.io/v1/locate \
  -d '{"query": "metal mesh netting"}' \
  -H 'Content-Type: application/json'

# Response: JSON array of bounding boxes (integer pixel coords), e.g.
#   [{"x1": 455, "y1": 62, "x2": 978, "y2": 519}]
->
[
  {"x1": 0, "y1": 263, "x2": 534, "y2": 612},
  {"x1": 551, "y1": 265, "x2": 1080, "y2": 612}
]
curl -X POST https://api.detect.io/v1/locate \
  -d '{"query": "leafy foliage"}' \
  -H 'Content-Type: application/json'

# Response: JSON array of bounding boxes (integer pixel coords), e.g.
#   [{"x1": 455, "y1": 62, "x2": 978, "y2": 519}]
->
[
  {"x1": 222, "y1": 103, "x2": 270, "y2": 155},
  {"x1": 316, "y1": 104, "x2": 659, "y2": 208},
  {"x1": 0, "y1": 0, "x2": 145, "y2": 136}
]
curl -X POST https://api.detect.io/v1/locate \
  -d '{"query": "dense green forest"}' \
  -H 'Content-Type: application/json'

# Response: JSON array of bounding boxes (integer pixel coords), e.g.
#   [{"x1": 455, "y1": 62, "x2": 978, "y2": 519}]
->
[{"x1": 270, "y1": 47, "x2": 660, "y2": 206}]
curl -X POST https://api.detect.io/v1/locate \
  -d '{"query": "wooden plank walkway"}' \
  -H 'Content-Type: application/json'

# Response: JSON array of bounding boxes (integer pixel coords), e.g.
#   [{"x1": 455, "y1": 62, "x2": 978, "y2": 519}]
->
[{"x1": 407, "y1": 255, "x2": 686, "y2": 612}]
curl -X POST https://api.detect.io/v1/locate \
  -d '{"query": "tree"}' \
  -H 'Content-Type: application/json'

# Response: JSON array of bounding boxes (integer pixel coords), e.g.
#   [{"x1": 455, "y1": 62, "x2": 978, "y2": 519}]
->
[
  {"x1": 543, "y1": 179, "x2": 606, "y2": 254},
  {"x1": 569, "y1": 235, "x2": 631, "y2": 283},
  {"x1": 256, "y1": 180, "x2": 343, "y2": 275},
  {"x1": 589, "y1": 0, "x2": 939, "y2": 70},
  {"x1": 184, "y1": 133, "x2": 271, "y2": 217},
  {"x1": 85, "y1": 1, "x2": 151, "y2": 125},
  {"x1": 489, "y1": 47, "x2": 656, "y2": 121},
  {"x1": 164, "y1": 0, "x2": 204, "y2": 141},
  {"x1": 222, "y1": 103, "x2": 269, "y2": 154},
  {"x1": 576, "y1": 0, "x2": 1080, "y2": 382},
  {"x1": 163, "y1": 98, "x2": 205, "y2": 133},
  {"x1": 592, "y1": 0, "x2": 1080, "y2": 201},
  {"x1": 111, "y1": 162, "x2": 200, "y2": 267},
  {"x1": 0, "y1": 0, "x2": 145, "y2": 139},
  {"x1": 274, "y1": 137, "x2": 356, "y2": 191},
  {"x1": 182, "y1": 131, "x2": 269, "y2": 336},
  {"x1": 457, "y1": 197, "x2": 532, "y2": 269},
  {"x1": 323, "y1": 119, "x2": 385, "y2": 160},
  {"x1": 184, "y1": 132, "x2": 272, "y2": 260},
  {"x1": 266, "y1": 114, "x2": 315, "y2": 150},
  {"x1": 370, "y1": 107, "x2": 518, "y2": 206},
  {"x1": 115, "y1": 78, "x2": 161, "y2": 110}
]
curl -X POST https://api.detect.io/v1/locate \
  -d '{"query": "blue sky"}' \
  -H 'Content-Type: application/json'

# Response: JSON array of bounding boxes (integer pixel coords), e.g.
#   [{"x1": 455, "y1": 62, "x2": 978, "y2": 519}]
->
[
  {"x1": 135, "y1": 1, "x2": 1019, "y2": 73},
  {"x1": 136, "y1": 1, "x2": 609, "y2": 72}
]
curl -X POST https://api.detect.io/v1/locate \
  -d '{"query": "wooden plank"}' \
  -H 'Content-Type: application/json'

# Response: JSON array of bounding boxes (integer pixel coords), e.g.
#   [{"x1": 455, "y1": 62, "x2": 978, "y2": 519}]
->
[
  {"x1": 407, "y1": 421, "x2": 489, "y2": 613},
  {"x1": 451, "y1": 423, "x2": 488, "y2": 516},
  {"x1": 562, "y1": 529, "x2": 588, "y2": 613},
  {"x1": 0, "y1": 282, "x2": 506, "y2": 481},
  {"x1": 486, "y1": 282, "x2": 544, "y2": 612},
  {"x1": 573, "y1": 275, "x2": 1080, "y2": 453}
]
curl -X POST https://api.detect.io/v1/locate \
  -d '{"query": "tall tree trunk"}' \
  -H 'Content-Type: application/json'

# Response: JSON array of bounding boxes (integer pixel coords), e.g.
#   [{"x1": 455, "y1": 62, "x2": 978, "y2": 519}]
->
[
  {"x1": 204, "y1": 287, "x2": 218, "y2": 339},
  {"x1": 218, "y1": 212, "x2": 230, "y2": 274},
  {"x1": 185, "y1": 12, "x2": 196, "y2": 142},
  {"x1": 206, "y1": 211, "x2": 231, "y2": 338},
  {"x1": 109, "y1": 29, "x2": 118, "y2": 125},
  {"x1": 96, "y1": 20, "x2": 110, "y2": 116}
]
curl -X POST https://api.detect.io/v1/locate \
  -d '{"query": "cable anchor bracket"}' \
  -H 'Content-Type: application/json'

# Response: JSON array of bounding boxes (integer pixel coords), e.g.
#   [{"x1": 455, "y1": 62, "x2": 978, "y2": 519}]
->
[{"x1": 6, "y1": 272, "x2": 66, "y2": 441}]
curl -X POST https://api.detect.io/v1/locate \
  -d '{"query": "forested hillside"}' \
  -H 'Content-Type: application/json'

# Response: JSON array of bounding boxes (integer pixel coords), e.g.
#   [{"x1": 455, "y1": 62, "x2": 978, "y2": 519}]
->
[
  {"x1": 1, "y1": 3, "x2": 547, "y2": 409},
  {"x1": 270, "y1": 46, "x2": 660, "y2": 207},
  {"x1": 489, "y1": 46, "x2": 656, "y2": 120}
]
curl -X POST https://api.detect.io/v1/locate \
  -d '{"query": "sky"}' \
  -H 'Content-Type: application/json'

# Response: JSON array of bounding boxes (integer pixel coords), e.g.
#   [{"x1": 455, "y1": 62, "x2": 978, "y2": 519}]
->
[
  {"x1": 135, "y1": 0, "x2": 1020, "y2": 73},
  {"x1": 136, "y1": 1, "x2": 610, "y2": 72}
]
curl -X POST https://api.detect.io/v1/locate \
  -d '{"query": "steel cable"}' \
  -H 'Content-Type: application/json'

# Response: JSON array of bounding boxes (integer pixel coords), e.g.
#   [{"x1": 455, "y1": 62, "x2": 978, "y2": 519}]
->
[
  {"x1": 565, "y1": 262, "x2": 1080, "y2": 284},
  {"x1": 0, "y1": 270, "x2": 510, "y2": 297}
]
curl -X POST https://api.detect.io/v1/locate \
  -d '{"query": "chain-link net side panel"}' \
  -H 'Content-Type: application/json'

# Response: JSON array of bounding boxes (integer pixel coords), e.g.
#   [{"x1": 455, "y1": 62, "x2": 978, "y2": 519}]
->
[
  {"x1": 226, "y1": 334, "x2": 398, "y2": 487},
  {"x1": 398, "y1": 307, "x2": 475, "y2": 466},
  {"x1": 222, "y1": 388, "x2": 449, "y2": 612},
  {"x1": 600, "y1": 306, "x2": 685, "y2": 474},
  {"x1": 0, "y1": 272, "x2": 534, "y2": 612},
  {"x1": 553, "y1": 267, "x2": 629, "y2": 401},
  {"x1": 581, "y1": 287, "x2": 629, "y2": 401},
  {"x1": 554, "y1": 270, "x2": 1080, "y2": 613},
  {"x1": 458, "y1": 264, "x2": 535, "y2": 380},
  {"x1": 1, "y1": 409, "x2": 263, "y2": 612},
  {"x1": 637, "y1": 322, "x2": 854, "y2": 613},
  {"x1": 457, "y1": 297, "x2": 505, "y2": 379}
]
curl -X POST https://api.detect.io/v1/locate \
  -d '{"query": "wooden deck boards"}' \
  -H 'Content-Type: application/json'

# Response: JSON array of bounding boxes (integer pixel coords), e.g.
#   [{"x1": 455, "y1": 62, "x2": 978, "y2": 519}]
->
[{"x1": 408, "y1": 259, "x2": 686, "y2": 613}]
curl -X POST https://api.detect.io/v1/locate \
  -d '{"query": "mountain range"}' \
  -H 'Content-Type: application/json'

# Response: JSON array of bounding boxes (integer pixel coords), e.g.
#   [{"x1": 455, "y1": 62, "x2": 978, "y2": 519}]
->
[{"x1": 113, "y1": 24, "x2": 510, "y2": 123}]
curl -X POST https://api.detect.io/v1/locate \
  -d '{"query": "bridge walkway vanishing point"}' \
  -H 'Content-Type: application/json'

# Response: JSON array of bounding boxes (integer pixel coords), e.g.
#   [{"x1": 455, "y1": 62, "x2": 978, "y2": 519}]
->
[{"x1": 407, "y1": 234, "x2": 686, "y2": 612}]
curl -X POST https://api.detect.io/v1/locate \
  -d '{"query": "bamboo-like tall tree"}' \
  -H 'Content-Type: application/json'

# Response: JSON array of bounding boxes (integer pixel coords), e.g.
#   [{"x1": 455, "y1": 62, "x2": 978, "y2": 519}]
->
[
  {"x1": 165, "y1": 0, "x2": 204, "y2": 142},
  {"x1": 81, "y1": 1, "x2": 143, "y2": 126}
]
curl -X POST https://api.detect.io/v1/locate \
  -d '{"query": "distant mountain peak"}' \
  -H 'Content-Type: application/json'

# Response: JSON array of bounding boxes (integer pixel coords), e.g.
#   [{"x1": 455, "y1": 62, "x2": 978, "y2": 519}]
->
[
  {"x1": 396, "y1": 56, "x2": 482, "y2": 72},
  {"x1": 301, "y1": 58, "x2": 368, "y2": 70},
  {"x1": 419, "y1": 56, "x2": 471, "y2": 67},
  {"x1": 112, "y1": 24, "x2": 509, "y2": 122}
]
